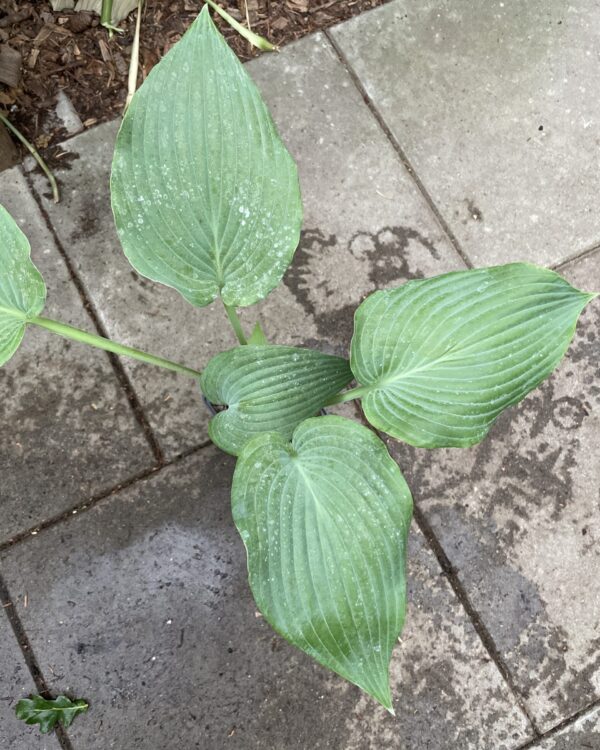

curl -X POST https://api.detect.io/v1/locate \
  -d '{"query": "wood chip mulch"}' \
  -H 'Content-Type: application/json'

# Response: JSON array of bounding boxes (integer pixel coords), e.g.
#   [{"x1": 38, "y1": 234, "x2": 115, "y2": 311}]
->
[{"x1": 0, "y1": 0, "x2": 390, "y2": 157}]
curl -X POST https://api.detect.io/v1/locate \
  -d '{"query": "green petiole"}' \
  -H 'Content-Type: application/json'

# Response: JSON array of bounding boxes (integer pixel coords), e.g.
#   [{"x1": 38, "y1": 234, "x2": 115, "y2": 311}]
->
[
  {"x1": 322, "y1": 385, "x2": 372, "y2": 407},
  {"x1": 100, "y1": 0, "x2": 123, "y2": 34},
  {"x1": 31, "y1": 316, "x2": 202, "y2": 379},
  {"x1": 223, "y1": 303, "x2": 248, "y2": 345}
]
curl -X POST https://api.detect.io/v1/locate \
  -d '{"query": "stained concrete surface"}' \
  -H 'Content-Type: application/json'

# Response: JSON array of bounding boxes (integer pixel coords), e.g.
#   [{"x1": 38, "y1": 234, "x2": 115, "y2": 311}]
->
[
  {"x1": 331, "y1": 0, "x2": 600, "y2": 268},
  {"x1": 1, "y1": 1, "x2": 599, "y2": 747},
  {"x1": 0, "y1": 449, "x2": 531, "y2": 749},
  {"x1": 387, "y1": 250, "x2": 600, "y2": 731},
  {"x1": 0, "y1": 169, "x2": 154, "y2": 544}
]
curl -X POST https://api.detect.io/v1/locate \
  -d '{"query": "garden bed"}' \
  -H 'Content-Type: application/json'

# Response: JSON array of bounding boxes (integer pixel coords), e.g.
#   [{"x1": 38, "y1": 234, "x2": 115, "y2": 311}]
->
[{"x1": 0, "y1": 0, "x2": 390, "y2": 157}]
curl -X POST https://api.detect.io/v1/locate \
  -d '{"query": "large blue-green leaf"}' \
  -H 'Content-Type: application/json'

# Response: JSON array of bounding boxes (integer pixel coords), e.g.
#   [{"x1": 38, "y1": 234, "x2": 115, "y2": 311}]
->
[
  {"x1": 232, "y1": 416, "x2": 413, "y2": 710},
  {"x1": 201, "y1": 345, "x2": 352, "y2": 455},
  {"x1": 0, "y1": 205, "x2": 46, "y2": 367},
  {"x1": 351, "y1": 263, "x2": 595, "y2": 448},
  {"x1": 111, "y1": 5, "x2": 302, "y2": 308}
]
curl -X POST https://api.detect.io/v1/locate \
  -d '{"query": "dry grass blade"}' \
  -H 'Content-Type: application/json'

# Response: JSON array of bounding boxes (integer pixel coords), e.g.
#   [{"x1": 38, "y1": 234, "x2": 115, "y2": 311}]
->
[{"x1": 124, "y1": 0, "x2": 143, "y2": 112}]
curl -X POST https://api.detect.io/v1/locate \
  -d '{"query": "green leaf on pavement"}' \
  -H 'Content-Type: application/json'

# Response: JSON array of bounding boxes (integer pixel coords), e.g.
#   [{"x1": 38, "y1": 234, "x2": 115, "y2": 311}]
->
[
  {"x1": 232, "y1": 415, "x2": 413, "y2": 710},
  {"x1": 0, "y1": 204, "x2": 46, "y2": 368},
  {"x1": 15, "y1": 694, "x2": 88, "y2": 734},
  {"x1": 111, "y1": 5, "x2": 302, "y2": 309},
  {"x1": 351, "y1": 263, "x2": 596, "y2": 448},
  {"x1": 201, "y1": 345, "x2": 352, "y2": 455}
]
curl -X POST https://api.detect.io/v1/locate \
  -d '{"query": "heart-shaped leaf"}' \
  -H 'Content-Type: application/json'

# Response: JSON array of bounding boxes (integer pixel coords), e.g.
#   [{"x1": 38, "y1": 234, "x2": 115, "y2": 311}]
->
[
  {"x1": 0, "y1": 204, "x2": 46, "y2": 367},
  {"x1": 111, "y1": 6, "x2": 302, "y2": 309},
  {"x1": 201, "y1": 345, "x2": 352, "y2": 455},
  {"x1": 232, "y1": 416, "x2": 413, "y2": 710},
  {"x1": 351, "y1": 263, "x2": 595, "y2": 448}
]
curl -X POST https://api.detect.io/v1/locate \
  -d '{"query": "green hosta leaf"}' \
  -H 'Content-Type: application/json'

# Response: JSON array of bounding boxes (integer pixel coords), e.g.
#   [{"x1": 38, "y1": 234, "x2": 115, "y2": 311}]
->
[
  {"x1": 232, "y1": 416, "x2": 413, "y2": 710},
  {"x1": 201, "y1": 345, "x2": 352, "y2": 455},
  {"x1": 0, "y1": 205, "x2": 46, "y2": 367},
  {"x1": 111, "y1": 6, "x2": 302, "y2": 309},
  {"x1": 351, "y1": 263, "x2": 596, "y2": 448},
  {"x1": 15, "y1": 694, "x2": 88, "y2": 734}
]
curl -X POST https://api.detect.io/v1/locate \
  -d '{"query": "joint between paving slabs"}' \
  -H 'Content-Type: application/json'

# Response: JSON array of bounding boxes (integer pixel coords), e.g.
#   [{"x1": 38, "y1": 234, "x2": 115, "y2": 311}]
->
[
  {"x1": 0, "y1": 574, "x2": 75, "y2": 750},
  {"x1": 348, "y1": 401, "x2": 542, "y2": 737},
  {"x1": 323, "y1": 30, "x2": 474, "y2": 272},
  {"x1": 21, "y1": 165, "x2": 164, "y2": 466},
  {"x1": 0, "y1": 439, "x2": 213, "y2": 555},
  {"x1": 320, "y1": 47, "x2": 593, "y2": 734},
  {"x1": 552, "y1": 241, "x2": 600, "y2": 272},
  {"x1": 514, "y1": 696, "x2": 600, "y2": 749},
  {"x1": 411, "y1": 502, "x2": 542, "y2": 738},
  {"x1": 325, "y1": 31, "x2": 600, "y2": 279}
]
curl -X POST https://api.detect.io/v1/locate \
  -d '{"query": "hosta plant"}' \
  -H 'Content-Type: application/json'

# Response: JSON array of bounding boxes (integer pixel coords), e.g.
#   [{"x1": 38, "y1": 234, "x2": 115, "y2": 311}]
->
[{"x1": 1, "y1": 6, "x2": 595, "y2": 712}]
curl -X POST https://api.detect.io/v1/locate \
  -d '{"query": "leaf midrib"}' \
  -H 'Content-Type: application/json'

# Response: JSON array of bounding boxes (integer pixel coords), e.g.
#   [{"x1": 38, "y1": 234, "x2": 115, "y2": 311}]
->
[
  {"x1": 361, "y1": 304, "x2": 579, "y2": 394},
  {"x1": 0, "y1": 304, "x2": 27, "y2": 320},
  {"x1": 28, "y1": 705, "x2": 86, "y2": 715},
  {"x1": 293, "y1": 460, "x2": 325, "y2": 515},
  {"x1": 363, "y1": 343, "x2": 465, "y2": 394}
]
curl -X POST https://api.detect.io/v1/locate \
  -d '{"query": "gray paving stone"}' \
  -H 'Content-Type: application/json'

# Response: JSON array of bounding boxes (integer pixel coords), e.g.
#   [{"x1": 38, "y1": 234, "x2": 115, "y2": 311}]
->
[
  {"x1": 331, "y1": 0, "x2": 600, "y2": 267},
  {"x1": 387, "y1": 249, "x2": 600, "y2": 731},
  {"x1": 0, "y1": 447, "x2": 533, "y2": 749},
  {"x1": 27, "y1": 32, "x2": 463, "y2": 458},
  {"x1": 0, "y1": 611, "x2": 61, "y2": 749},
  {"x1": 0, "y1": 169, "x2": 155, "y2": 544},
  {"x1": 536, "y1": 704, "x2": 600, "y2": 749}
]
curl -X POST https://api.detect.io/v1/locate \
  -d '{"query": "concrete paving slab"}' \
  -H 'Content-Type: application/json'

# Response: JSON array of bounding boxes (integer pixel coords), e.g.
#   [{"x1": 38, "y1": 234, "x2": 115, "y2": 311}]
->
[
  {"x1": 536, "y1": 704, "x2": 600, "y2": 749},
  {"x1": 0, "y1": 611, "x2": 62, "y2": 750},
  {"x1": 0, "y1": 447, "x2": 532, "y2": 749},
  {"x1": 0, "y1": 169, "x2": 155, "y2": 544},
  {"x1": 387, "y1": 249, "x2": 600, "y2": 731},
  {"x1": 27, "y1": 32, "x2": 464, "y2": 458},
  {"x1": 331, "y1": 0, "x2": 600, "y2": 267}
]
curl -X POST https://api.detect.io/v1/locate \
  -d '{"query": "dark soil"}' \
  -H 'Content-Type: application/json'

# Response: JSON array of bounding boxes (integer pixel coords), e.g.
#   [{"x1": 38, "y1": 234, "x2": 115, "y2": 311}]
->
[{"x1": 0, "y1": 0, "x2": 390, "y2": 155}]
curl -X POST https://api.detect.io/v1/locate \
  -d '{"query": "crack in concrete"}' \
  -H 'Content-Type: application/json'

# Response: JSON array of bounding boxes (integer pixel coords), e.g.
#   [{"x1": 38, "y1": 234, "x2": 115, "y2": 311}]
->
[
  {"x1": 0, "y1": 575, "x2": 75, "y2": 750},
  {"x1": 0, "y1": 440, "x2": 212, "y2": 554},
  {"x1": 324, "y1": 29, "x2": 474, "y2": 272},
  {"x1": 21, "y1": 165, "x2": 165, "y2": 466}
]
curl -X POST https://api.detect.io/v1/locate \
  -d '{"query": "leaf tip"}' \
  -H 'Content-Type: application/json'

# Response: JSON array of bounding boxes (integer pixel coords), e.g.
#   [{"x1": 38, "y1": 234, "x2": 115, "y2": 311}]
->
[
  {"x1": 257, "y1": 38, "x2": 278, "y2": 52},
  {"x1": 198, "y1": 2, "x2": 218, "y2": 33},
  {"x1": 370, "y1": 681, "x2": 395, "y2": 714}
]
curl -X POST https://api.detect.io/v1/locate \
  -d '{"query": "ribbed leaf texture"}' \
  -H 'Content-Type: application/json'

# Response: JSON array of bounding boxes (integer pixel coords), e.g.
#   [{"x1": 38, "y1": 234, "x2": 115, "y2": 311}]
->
[
  {"x1": 0, "y1": 205, "x2": 46, "y2": 367},
  {"x1": 111, "y1": 6, "x2": 302, "y2": 308},
  {"x1": 351, "y1": 263, "x2": 595, "y2": 447},
  {"x1": 201, "y1": 345, "x2": 352, "y2": 455},
  {"x1": 232, "y1": 416, "x2": 413, "y2": 710}
]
